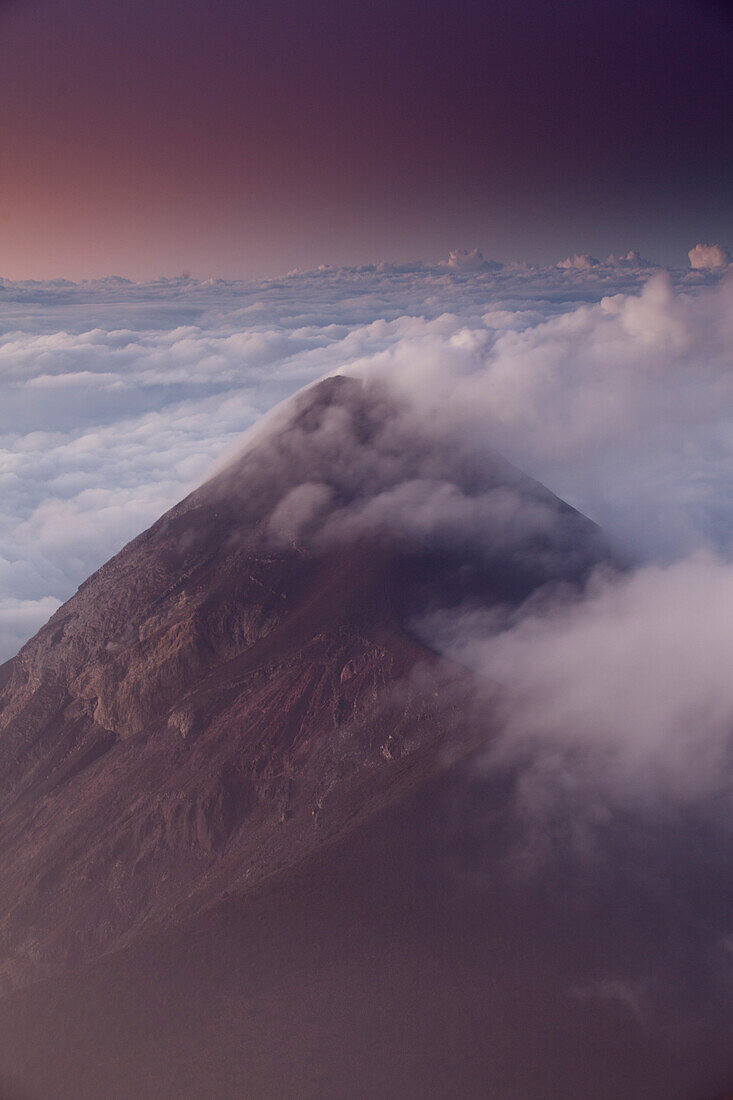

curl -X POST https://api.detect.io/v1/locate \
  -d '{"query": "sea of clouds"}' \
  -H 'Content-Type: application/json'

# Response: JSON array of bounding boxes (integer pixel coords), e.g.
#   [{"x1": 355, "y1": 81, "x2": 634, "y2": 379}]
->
[
  {"x1": 2, "y1": 248, "x2": 733, "y2": 830},
  {"x1": 0, "y1": 251, "x2": 730, "y2": 667},
  {"x1": 0, "y1": 255, "x2": 646, "y2": 657}
]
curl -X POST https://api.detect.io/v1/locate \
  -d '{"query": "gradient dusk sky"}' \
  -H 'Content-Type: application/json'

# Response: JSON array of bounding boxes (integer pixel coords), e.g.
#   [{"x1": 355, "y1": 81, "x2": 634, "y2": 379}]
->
[{"x1": 1, "y1": 0, "x2": 730, "y2": 279}]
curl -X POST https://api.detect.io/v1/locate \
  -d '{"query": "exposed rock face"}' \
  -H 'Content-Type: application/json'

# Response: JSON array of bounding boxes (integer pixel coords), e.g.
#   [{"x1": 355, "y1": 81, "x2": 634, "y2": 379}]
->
[{"x1": 0, "y1": 375, "x2": 606, "y2": 990}]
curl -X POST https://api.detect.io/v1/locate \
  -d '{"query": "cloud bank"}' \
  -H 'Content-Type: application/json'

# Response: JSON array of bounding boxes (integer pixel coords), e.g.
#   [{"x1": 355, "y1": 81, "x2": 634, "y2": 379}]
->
[{"x1": 427, "y1": 553, "x2": 733, "y2": 832}]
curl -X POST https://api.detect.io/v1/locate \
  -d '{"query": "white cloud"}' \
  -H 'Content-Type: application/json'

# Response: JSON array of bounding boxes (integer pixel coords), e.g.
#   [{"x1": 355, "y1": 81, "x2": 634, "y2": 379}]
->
[
  {"x1": 688, "y1": 243, "x2": 731, "y2": 270},
  {"x1": 446, "y1": 248, "x2": 502, "y2": 272},
  {"x1": 558, "y1": 253, "x2": 600, "y2": 269},
  {"x1": 429, "y1": 554, "x2": 733, "y2": 825}
]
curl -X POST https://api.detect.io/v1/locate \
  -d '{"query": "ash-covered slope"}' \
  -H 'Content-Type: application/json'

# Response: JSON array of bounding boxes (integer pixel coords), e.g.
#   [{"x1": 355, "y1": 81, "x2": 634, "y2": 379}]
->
[{"x1": 0, "y1": 375, "x2": 606, "y2": 991}]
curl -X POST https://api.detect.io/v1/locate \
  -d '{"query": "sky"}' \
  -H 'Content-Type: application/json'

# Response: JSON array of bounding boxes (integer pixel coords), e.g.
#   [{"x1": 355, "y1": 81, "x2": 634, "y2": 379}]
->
[{"x1": 0, "y1": 0, "x2": 731, "y2": 278}]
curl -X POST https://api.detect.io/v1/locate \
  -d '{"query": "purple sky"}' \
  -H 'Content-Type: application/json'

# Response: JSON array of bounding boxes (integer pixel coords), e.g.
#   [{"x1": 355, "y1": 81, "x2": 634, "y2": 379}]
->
[{"x1": 0, "y1": 0, "x2": 730, "y2": 277}]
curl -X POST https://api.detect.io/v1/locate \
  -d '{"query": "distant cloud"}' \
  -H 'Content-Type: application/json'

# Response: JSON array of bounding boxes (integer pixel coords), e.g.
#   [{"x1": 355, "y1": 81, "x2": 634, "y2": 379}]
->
[
  {"x1": 557, "y1": 253, "x2": 600, "y2": 269},
  {"x1": 446, "y1": 248, "x2": 503, "y2": 272},
  {"x1": 688, "y1": 242, "x2": 731, "y2": 269},
  {"x1": 605, "y1": 249, "x2": 654, "y2": 268}
]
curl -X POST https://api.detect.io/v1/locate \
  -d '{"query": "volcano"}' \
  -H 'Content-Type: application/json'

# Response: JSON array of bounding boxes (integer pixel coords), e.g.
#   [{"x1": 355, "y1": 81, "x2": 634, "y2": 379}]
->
[{"x1": 0, "y1": 376, "x2": 730, "y2": 1099}]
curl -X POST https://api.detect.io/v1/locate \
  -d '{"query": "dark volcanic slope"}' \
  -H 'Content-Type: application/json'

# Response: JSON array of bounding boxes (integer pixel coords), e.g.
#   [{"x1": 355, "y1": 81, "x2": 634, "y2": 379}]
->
[{"x1": 0, "y1": 375, "x2": 605, "y2": 992}]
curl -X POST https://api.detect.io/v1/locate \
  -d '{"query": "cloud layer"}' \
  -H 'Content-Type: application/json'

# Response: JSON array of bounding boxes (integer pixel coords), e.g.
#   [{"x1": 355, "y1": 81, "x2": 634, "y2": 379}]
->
[{"x1": 0, "y1": 256, "x2": 731, "y2": 661}]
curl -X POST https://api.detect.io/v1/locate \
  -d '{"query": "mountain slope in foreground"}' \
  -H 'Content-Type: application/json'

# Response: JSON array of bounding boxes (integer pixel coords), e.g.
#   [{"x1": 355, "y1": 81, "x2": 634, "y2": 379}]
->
[{"x1": 0, "y1": 376, "x2": 731, "y2": 1099}]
